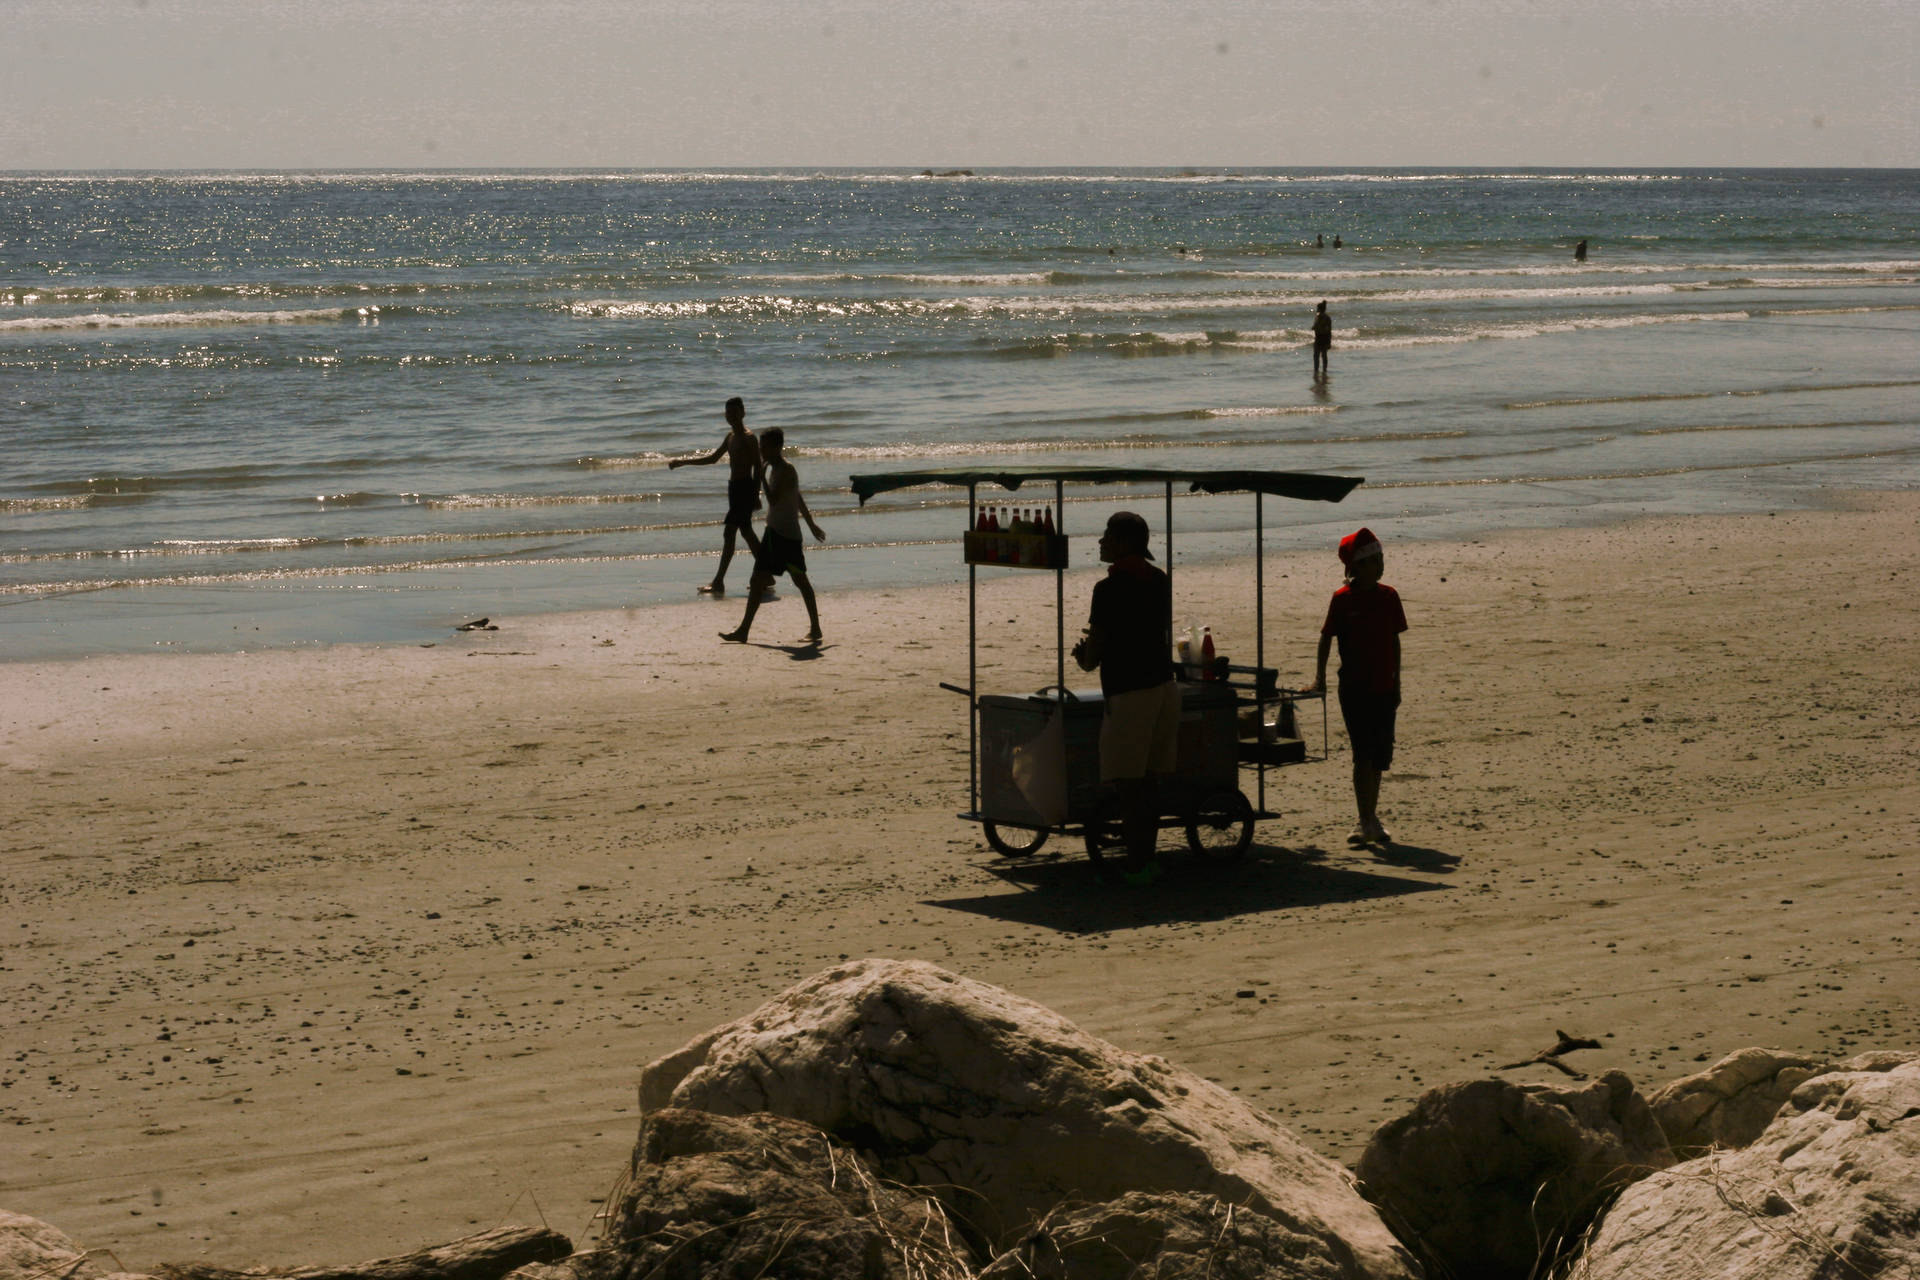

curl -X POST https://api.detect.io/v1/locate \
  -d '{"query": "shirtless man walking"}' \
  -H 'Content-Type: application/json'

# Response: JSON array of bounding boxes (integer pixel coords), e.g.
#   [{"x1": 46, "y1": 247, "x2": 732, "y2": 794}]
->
[
  {"x1": 719, "y1": 427, "x2": 825, "y2": 645},
  {"x1": 668, "y1": 396, "x2": 762, "y2": 595}
]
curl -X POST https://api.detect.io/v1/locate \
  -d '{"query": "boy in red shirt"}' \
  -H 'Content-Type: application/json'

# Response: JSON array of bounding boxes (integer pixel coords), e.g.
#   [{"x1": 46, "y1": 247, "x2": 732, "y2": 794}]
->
[{"x1": 1308, "y1": 527, "x2": 1408, "y2": 845}]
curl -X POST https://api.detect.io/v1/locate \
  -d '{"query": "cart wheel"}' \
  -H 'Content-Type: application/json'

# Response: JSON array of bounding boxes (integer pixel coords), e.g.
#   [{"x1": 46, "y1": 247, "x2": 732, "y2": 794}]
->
[
  {"x1": 1081, "y1": 798, "x2": 1123, "y2": 870},
  {"x1": 1185, "y1": 788, "x2": 1254, "y2": 859},
  {"x1": 982, "y1": 823, "x2": 1049, "y2": 858}
]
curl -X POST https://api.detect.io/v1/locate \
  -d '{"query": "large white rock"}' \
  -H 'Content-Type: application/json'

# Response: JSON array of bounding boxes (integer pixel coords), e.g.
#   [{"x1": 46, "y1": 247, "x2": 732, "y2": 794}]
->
[
  {"x1": 1578, "y1": 1056, "x2": 1920, "y2": 1279},
  {"x1": 1646, "y1": 1048, "x2": 1832, "y2": 1157},
  {"x1": 0, "y1": 1210, "x2": 140, "y2": 1280},
  {"x1": 640, "y1": 959, "x2": 1418, "y2": 1280}
]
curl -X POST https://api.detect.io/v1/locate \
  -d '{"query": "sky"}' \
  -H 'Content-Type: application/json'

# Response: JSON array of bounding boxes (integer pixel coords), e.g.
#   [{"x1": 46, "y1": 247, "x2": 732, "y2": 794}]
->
[{"x1": 2, "y1": 0, "x2": 1915, "y2": 170}]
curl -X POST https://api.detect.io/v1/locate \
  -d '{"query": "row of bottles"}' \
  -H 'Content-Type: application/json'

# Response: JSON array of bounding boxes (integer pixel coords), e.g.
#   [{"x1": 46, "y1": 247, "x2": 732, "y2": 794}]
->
[
  {"x1": 975, "y1": 506, "x2": 1055, "y2": 536},
  {"x1": 1174, "y1": 624, "x2": 1221, "y2": 678},
  {"x1": 965, "y1": 505, "x2": 1064, "y2": 568}
]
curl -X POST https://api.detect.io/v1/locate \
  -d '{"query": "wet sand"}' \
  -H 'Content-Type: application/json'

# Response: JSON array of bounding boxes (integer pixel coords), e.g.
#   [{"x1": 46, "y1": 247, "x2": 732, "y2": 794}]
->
[{"x1": 3, "y1": 492, "x2": 1917, "y2": 1267}]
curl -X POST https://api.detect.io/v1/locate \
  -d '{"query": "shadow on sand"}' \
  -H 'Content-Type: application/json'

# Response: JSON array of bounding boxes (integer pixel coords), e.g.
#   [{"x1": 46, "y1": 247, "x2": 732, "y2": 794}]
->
[
  {"x1": 1369, "y1": 840, "x2": 1461, "y2": 873},
  {"x1": 923, "y1": 840, "x2": 1452, "y2": 934},
  {"x1": 722, "y1": 638, "x2": 829, "y2": 660}
]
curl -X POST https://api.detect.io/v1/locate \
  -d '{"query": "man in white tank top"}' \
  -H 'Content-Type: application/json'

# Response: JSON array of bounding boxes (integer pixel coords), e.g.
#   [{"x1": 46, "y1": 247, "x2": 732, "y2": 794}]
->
[{"x1": 720, "y1": 426, "x2": 825, "y2": 645}]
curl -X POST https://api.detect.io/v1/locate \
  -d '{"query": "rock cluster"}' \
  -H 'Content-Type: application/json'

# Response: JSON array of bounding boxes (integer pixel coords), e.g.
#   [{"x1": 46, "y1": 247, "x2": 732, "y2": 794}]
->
[
  {"x1": 1577, "y1": 1053, "x2": 1920, "y2": 1280},
  {"x1": 6, "y1": 962, "x2": 1916, "y2": 1280}
]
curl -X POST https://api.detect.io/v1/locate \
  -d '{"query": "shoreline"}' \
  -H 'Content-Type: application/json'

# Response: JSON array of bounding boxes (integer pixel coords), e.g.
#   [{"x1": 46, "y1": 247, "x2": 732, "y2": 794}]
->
[
  {"x1": 3, "y1": 493, "x2": 1917, "y2": 1267},
  {"x1": 5, "y1": 471, "x2": 1899, "y2": 666}
]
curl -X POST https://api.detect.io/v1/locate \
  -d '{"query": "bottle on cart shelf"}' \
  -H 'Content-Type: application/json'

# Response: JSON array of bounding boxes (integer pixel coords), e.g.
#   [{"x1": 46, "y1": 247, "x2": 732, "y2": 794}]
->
[
  {"x1": 1042, "y1": 507, "x2": 1056, "y2": 535},
  {"x1": 1200, "y1": 626, "x2": 1217, "y2": 678},
  {"x1": 1174, "y1": 625, "x2": 1194, "y2": 668},
  {"x1": 1278, "y1": 697, "x2": 1298, "y2": 739}
]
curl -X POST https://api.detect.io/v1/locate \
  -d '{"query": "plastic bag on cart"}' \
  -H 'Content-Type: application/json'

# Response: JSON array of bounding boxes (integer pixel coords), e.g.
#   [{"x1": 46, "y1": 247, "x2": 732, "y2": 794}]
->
[{"x1": 1009, "y1": 705, "x2": 1069, "y2": 826}]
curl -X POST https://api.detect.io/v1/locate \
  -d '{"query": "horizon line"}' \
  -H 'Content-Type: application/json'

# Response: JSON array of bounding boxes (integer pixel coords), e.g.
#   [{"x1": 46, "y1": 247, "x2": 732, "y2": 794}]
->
[{"x1": 4, "y1": 162, "x2": 1917, "y2": 175}]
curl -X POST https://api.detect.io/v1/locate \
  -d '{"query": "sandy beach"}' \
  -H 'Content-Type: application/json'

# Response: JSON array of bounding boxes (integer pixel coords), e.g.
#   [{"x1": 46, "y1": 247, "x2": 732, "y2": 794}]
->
[{"x1": 3, "y1": 492, "x2": 1917, "y2": 1268}]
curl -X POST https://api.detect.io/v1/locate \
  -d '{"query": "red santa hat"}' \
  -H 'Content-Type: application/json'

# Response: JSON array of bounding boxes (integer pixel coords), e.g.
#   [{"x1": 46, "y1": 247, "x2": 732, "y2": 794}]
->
[{"x1": 1338, "y1": 527, "x2": 1383, "y2": 567}]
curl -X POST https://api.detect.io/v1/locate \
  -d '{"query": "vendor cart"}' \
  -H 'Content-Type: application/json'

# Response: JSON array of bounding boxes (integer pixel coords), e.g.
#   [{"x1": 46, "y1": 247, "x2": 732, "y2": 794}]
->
[{"x1": 847, "y1": 467, "x2": 1362, "y2": 869}]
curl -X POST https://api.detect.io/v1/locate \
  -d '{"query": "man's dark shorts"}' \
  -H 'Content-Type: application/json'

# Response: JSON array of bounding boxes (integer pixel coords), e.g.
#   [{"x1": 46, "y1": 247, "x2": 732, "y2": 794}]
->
[
  {"x1": 1338, "y1": 685, "x2": 1399, "y2": 771},
  {"x1": 753, "y1": 530, "x2": 806, "y2": 578},
  {"x1": 726, "y1": 476, "x2": 761, "y2": 528}
]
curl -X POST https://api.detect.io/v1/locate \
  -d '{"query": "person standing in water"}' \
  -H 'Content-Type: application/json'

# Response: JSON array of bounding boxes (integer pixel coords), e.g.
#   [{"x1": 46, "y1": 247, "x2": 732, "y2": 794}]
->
[
  {"x1": 668, "y1": 396, "x2": 762, "y2": 596},
  {"x1": 719, "y1": 427, "x2": 825, "y2": 645},
  {"x1": 1311, "y1": 300, "x2": 1333, "y2": 380}
]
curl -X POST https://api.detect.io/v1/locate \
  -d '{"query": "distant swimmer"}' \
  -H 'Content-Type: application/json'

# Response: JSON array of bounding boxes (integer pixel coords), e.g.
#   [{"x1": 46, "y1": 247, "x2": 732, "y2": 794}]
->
[
  {"x1": 1311, "y1": 300, "x2": 1333, "y2": 380},
  {"x1": 668, "y1": 396, "x2": 763, "y2": 596},
  {"x1": 1574, "y1": 238, "x2": 1588, "y2": 262},
  {"x1": 1316, "y1": 234, "x2": 1325, "y2": 248},
  {"x1": 1332, "y1": 235, "x2": 1343, "y2": 249}
]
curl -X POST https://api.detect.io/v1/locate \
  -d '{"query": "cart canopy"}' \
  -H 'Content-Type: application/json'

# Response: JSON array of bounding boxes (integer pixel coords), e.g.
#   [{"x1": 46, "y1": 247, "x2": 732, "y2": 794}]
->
[{"x1": 848, "y1": 465, "x2": 1361, "y2": 506}]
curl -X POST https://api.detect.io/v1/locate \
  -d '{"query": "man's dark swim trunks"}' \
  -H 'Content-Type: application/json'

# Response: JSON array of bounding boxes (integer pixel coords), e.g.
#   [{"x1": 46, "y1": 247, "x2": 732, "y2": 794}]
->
[
  {"x1": 726, "y1": 475, "x2": 761, "y2": 527},
  {"x1": 753, "y1": 530, "x2": 806, "y2": 578}
]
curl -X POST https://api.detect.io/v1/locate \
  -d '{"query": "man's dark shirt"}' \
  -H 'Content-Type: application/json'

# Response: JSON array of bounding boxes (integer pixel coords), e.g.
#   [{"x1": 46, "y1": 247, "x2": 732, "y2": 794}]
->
[{"x1": 1089, "y1": 556, "x2": 1173, "y2": 697}]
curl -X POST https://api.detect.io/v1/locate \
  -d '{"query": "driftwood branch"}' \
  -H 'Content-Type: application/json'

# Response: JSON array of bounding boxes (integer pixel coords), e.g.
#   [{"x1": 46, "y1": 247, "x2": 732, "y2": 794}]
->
[
  {"x1": 154, "y1": 1226, "x2": 572, "y2": 1280},
  {"x1": 1501, "y1": 1029, "x2": 1604, "y2": 1079}
]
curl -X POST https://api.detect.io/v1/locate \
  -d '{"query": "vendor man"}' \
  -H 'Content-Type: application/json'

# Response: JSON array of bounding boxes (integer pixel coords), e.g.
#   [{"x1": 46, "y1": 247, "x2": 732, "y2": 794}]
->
[{"x1": 1072, "y1": 510, "x2": 1178, "y2": 883}]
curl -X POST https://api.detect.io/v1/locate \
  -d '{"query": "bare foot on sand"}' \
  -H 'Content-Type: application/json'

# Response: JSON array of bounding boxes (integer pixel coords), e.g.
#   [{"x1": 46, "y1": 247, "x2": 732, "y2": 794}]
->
[
  {"x1": 698, "y1": 583, "x2": 725, "y2": 596},
  {"x1": 719, "y1": 629, "x2": 749, "y2": 643}
]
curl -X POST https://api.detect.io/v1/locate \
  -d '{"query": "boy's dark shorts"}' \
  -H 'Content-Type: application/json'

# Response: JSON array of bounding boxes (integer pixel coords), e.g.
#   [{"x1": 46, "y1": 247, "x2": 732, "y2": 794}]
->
[
  {"x1": 753, "y1": 530, "x2": 806, "y2": 578},
  {"x1": 726, "y1": 476, "x2": 761, "y2": 527},
  {"x1": 1338, "y1": 685, "x2": 1399, "y2": 771}
]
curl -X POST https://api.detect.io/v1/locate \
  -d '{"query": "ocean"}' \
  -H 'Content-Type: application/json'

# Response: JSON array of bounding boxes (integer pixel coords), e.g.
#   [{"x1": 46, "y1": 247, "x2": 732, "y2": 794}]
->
[{"x1": 3, "y1": 167, "x2": 1916, "y2": 660}]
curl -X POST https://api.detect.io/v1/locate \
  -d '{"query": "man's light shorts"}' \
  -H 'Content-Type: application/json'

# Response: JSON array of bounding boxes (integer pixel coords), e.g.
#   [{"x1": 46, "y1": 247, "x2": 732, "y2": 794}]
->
[{"x1": 1099, "y1": 680, "x2": 1180, "y2": 782}]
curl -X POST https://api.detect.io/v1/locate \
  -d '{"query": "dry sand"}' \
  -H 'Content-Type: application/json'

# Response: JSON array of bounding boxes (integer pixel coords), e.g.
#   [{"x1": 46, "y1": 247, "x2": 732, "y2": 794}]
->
[{"x1": 3, "y1": 492, "x2": 1917, "y2": 1268}]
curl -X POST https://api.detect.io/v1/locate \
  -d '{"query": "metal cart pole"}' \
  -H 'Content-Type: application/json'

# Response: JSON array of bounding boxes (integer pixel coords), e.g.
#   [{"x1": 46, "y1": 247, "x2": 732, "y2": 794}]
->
[
  {"x1": 967, "y1": 482, "x2": 979, "y2": 817},
  {"x1": 1162, "y1": 481, "x2": 1175, "y2": 600},
  {"x1": 1255, "y1": 490, "x2": 1266, "y2": 815},
  {"x1": 1054, "y1": 479, "x2": 1065, "y2": 698}
]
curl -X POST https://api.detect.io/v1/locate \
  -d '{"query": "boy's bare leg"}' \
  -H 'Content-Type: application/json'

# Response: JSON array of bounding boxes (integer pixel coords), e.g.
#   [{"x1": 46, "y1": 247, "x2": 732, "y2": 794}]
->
[
  {"x1": 1353, "y1": 762, "x2": 1383, "y2": 835},
  {"x1": 707, "y1": 526, "x2": 738, "y2": 594},
  {"x1": 791, "y1": 570, "x2": 823, "y2": 640},
  {"x1": 720, "y1": 572, "x2": 772, "y2": 641}
]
